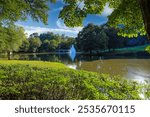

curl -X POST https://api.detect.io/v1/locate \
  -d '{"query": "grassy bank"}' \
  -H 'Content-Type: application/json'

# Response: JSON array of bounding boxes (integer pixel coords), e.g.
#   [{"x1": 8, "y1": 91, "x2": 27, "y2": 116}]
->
[
  {"x1": 0, "y1": 60, "x2": 149, "y2": 100},
  {"x1": 0, "y1": 60, "x2": 66, "y2": 69},
  {"x1": 116, "y1": 44, "x2": 150, "y2": 52}
]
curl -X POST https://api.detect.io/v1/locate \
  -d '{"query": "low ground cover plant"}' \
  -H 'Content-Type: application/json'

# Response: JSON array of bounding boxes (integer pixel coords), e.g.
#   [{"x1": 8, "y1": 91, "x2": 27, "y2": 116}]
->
[{"x1": 0, "y1": 60, "x2": 149, "y2": 100}]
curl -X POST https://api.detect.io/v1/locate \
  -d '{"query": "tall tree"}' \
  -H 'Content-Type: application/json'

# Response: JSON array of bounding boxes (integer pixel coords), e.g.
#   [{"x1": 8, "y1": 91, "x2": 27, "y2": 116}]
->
[
  {"x1": 49, "y1": 40, "x2": 59, "y2": 51},
  {"x1": 39, "y1": 40, "x2": 51, "y2": 52},
  {"x1": 29, "y1": 37, "x2": 42, "y2": 52},
  {"x1": 59, "y1": 37, "x2": 75, "y2": 49},
  {"x1": 0, "y1": 0, "x2": 55, "y2": 56},
  {"x1": 0, "y1": 24, "x2": 27, "y2": 59},
  {"x1": 19, "y1": 38, "x2": 30, "y2": 52},
  {"x1": 0, "y1": 26, "x2": 6, "y2": 52},
  {"x1": 76, "y1": 24, "x2": 108, "y2": 54}
]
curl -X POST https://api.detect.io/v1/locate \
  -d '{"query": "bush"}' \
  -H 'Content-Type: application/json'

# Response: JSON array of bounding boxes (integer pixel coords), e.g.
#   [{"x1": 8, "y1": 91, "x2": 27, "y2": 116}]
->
[{"x1": 0, "y1": 61, "x2": 148, "y2": 100}]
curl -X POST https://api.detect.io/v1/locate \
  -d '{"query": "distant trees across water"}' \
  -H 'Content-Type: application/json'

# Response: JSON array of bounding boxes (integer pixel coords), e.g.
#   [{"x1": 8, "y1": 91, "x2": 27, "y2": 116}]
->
[
  {"x1": 19, "y1": 32, "x2": 75, "y2": 53},
  {"x1": 18, "y1": 24, "x2": 149, "y2": 54},
  {"x1": 0, "y1": 23, "x2": 149, "y2": 55},
  {"x1": 75, "y1": 24, "x2": 149, "y2": 54}
]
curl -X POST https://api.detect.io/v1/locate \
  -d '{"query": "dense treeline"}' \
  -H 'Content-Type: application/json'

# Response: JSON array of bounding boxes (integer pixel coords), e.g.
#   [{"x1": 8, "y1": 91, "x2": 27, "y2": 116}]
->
[
  {"x1": 76, "y1": 24, "x2": 149, "y2": 53},
  {"x1": 18, "y1": 24, "x2": 149, "y2": 54},
  {"x1": 19, "y1": 32, "x2": 75, "y2": 53},
  {"x1": 0, "y1": 23, "x2": 149, "y2": 55}
]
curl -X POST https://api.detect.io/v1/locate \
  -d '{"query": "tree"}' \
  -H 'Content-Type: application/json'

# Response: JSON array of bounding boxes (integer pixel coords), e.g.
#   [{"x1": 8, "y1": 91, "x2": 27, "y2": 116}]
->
[
  {"x1": 0, "y1": 0, "x2": 56, "y2": 56},
  {"x1": 40, "y1": 39, "x2": 59, "y2": 52},
  {"x1": 66, "y1": 37, "x2": 75, "y2": 47},
  {"x1": 0, "y1": 0, "x2": 56, "y2": 25},
  {"x1": 39, "y1": 32, "x2": 56, "y2": 42},
  {"x1": 19, "y1": 39, "x2": 30, "y2": 52},
  {"x1": 59, "y1": 0, "x2": 150, "y2": 39},
  {"x1": 59, "y1": 37, "x2": 75, "y2": 49},
  {"x1": 39, "y1": 40, "x2": 51, "y2": 52},
  {"x1": 0, "y1": 26, "x2": 6, "y2": 52},
  {"x1": 29, "y1": 37, "x2": 42, "y2": 52},
  {"x1": 0, "y1": 24, "x2": 27, "y2": 59},
  {"x1": 1, "y1": 0, "x2": 149, "y2": 40},
  {"x1": 49, "y1": 40, "x2": 59, "y2": 51},
  {"x1": 29, "y1": 32, "x2": 74, "y2": 52},
  {"x1": 76, "y1": 24, "x2": 108, "y2": 54},
  {"x1": 146, "y1": 46, "x2": 150, "y2": 54},
  {"x1": 102, "y1": 25, "x2": 126, "y2": 51}
]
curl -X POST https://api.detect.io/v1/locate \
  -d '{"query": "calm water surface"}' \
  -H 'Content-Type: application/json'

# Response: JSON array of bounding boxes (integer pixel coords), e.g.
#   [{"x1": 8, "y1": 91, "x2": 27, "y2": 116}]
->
[{"x1": 1, "y1": 53, "x2": 150, "y2": 83}]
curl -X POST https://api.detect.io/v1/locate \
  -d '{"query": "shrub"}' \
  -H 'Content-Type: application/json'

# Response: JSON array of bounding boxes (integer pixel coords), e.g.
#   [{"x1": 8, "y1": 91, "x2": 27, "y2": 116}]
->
[{"x1": 0, "y1": 61, "x2": 148, "y2": 100}]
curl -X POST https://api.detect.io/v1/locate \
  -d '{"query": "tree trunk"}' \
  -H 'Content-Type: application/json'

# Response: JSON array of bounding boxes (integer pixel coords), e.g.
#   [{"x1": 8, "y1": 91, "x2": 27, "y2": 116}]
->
[
  {"x1": 7, "y1": 51, "x2": 12, "y2": 60},
  {"x1": 138, "y1": 0, "x2": 150, "y2": 39}
]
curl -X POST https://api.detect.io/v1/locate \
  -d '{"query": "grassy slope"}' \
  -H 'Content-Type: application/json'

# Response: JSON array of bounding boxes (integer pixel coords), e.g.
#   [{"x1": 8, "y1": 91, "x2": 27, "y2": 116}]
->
[
  {"x1": 0, "y1": 60, "x2": 67, "y2": 69},
  {"x1": 116, "y1": 44, "x2": 150, "y2": 52}
]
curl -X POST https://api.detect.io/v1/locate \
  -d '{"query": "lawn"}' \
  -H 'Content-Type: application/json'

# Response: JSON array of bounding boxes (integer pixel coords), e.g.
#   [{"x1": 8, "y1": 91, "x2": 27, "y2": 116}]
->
[
  {"x1": 0, "y1": 60, "x2": 66, "y2": 69},
  {"x1": 116, "y1": 44, "x2": 150, "y2": 52}
]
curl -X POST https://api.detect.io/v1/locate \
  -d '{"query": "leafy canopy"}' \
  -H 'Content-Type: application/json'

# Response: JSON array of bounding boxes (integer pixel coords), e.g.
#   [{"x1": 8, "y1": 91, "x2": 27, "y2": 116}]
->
[
  {"x1": 28, "y1": 37, "x2": 42, "y2": 52},
  {"x1": 76, "y1": 23, "x2": 108, "y2": 52},
  {"x1": 59, "y1": 0, "x2": 146, "y2": 38},
  {"x1": 0, "y1": 0, "x2": 146, "y2": 39},
  {"x1": 0, "y1": 24, "x2": 27, "y2": 52},
  {"x1": 0, "y1": 0, "x2": 56, "y2": 24}
]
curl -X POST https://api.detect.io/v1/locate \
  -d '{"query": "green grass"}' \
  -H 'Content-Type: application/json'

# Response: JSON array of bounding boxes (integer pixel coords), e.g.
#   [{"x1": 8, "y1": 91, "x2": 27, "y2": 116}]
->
[
  {"x1": 0, "y1": 60, "x2": 149, "y2": 100},
  {"x1": 116, "y1": 44, "x2": 150, "y2": 52},
  {"x1": 0, "y1": 60, "x2": 66, "y2": 69}
]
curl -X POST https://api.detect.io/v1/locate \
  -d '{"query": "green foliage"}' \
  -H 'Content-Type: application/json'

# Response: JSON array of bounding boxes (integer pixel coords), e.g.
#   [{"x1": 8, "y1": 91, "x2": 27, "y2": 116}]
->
[
  {"x1": 29, "y1": 37, "x2": 42, "y2": 52},
  {"x1": 59, "y1": 0, "x2": 146, "y2": 38},
  {"x1": 0, "y1": 24, "x2": 27, "y2": 53},
  {"x1": 49, "y1": 39, "x2": 59, "y2": 51},
  {"x1": 76, "y1": 23, "x2": 108, "y2": 53},
  {"x1": 39, "y1": 32, "x2": 58, "y2": 42},
  {"x1": 0, "y1": 60, "x2": 147, "y2": 100},
  {"x1": 39, "y1": 40, "x2": 51, "y2": 52},
  {"x1": 77, "y1": 23, "x2": 142, "y2": 53},
  {"x1": 0, "y1": 60, "x2": 67, "y2": 69},
  {"x1": 0, "y1": 26, "x2": 6, "y2": 52},
  {"x1": 38, "y1": 39, "x2": 59, "y2": 52},
  {"x1": 108, "y1": 0, "x2": 145, "y2": 37},
  {"x1": 0, "y1": 0, "x2": 53, "y2": 24},
  {"x1": 144, "y1": 84, "x2": 150, "y2": 99},
  {"x1": 59, "y1": 37, "x2": 75, "y2": 49},
  {"x1": 19, "y1": 39, "x2": 30, "y2": 52},
  {"x1": 145, "y1": 46, "x2": 150, "y2": 53},
  {"x1": 0, "y1": 0, "x2": 148, "y2": 39},
  {"x1": 59, "y1": 0, "x2": 106, "y2": 27},
  {"x1": 27, "y1": 32, "x2": 75, "y2": 52},
  {"x1": 103, "y1": 24, "x2": 129, "y2": 51}
]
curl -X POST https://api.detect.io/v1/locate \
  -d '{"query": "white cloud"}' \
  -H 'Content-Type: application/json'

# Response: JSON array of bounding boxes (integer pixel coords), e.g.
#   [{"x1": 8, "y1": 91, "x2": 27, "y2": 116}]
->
[
  {"x1": 77, "y1": 1, "x2": 84, "y2": 10},
  {"x1": 16, "y1": 20, "x2": 83, "y2": 38},
  {"x1": 56, "y1": 19, "x2": 83, "y2": 33},
  {"x1": 100, "y1": 3, "x2": 113, "y2": 17},
  {"x1": 51, "y1": 7, "x2": 63, "y2": 12}
]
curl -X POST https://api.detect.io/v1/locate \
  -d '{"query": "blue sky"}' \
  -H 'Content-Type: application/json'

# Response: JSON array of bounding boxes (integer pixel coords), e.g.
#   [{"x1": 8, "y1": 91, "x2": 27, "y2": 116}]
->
[{"x1": 16, "y1": 0, "x2": 113, "y2": 37}]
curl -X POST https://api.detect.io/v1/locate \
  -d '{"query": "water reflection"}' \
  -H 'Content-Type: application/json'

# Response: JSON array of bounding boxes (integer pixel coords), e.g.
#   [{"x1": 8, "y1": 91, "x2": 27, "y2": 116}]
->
[
  {"x1": 126, "y1": 67, "x2": 150, "y2": 83},
  {"x1": 76, "y1": 59, "x2": 150, "y2": 83},
  {"x1": 1, "y1": 53, "x2": 150, "y2": 83},
  {"x1": 67, "y1": 64, "x2": 77, "y2": 69}
]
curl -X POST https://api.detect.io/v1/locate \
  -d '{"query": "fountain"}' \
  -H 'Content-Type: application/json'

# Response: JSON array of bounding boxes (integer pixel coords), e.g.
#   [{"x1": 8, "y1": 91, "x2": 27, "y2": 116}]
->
[{"x1": 69, "y1": 45, "x2": 76, "y2": 61}]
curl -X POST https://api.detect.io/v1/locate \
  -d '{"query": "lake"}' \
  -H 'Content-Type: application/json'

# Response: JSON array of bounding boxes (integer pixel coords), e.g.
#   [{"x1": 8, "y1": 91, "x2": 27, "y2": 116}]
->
[{"x1": 1, "y1": 53, "x2": 150, "y2": 83}]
